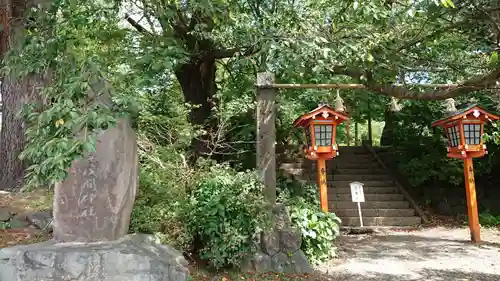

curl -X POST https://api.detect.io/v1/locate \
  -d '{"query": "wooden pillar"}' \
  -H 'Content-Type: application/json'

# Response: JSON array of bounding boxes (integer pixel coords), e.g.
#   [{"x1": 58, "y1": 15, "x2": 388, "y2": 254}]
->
[
  {"x1": 367, "y1": 103, "x2": 373, "y2": 145},
  {"x1": 354, "y1": 121, "x2": 359, "y2": 146},
  {"x1": 317, "y1": 158, "x2": 328, "y2": 213},
  {"x1": 346, "y1": 119, "x2": 351, "y2": 146},
  {"x1": 256, "y1": 72, "x2": 277, "y2": 204},
  {"x1": 463, "y1": 158, "x2": 481, "y2": 243}
]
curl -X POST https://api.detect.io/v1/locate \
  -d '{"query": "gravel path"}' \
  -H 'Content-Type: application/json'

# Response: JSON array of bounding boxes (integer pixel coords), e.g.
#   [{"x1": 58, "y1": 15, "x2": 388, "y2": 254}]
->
[{"x1": 315, "y1": 227, "x2": 500, "y2": 281}]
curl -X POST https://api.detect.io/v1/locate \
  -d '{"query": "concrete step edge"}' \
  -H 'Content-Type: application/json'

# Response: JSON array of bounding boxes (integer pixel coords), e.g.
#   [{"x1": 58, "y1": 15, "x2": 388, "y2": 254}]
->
[
  {"x1": 339, "y1": 216, "x2": 422, "y2": 226},
  {"x1": 335, "y1": 209, "x2": 416, "y2": 216}
]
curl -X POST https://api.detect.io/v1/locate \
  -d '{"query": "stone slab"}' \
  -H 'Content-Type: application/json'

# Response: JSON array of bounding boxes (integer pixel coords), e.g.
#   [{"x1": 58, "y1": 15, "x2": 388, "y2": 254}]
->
[{"x1": 0, "y1": 234, "x2": 189, "y2": 281}]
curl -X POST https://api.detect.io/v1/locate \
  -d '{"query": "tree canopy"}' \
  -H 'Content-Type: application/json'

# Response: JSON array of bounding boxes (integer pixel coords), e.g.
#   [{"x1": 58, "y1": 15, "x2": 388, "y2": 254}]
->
[{"x1": 0, "y1": 0, "x2": 499, "y2": 187}]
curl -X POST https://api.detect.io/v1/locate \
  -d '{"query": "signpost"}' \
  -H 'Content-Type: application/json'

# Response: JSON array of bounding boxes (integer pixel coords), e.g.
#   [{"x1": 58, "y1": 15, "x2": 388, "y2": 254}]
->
[{"x1": 350, "y1": 181, "x2": 365, "y2": 227}]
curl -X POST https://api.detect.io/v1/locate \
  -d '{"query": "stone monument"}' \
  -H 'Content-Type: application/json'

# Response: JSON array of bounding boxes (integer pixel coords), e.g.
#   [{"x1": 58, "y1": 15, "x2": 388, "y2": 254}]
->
[
  {"x1": 0, "y1": 118, "x2": 189, "y2": 281},
  {"x1": 53, "y1": 118, "x2": 138, "y2": 242}
]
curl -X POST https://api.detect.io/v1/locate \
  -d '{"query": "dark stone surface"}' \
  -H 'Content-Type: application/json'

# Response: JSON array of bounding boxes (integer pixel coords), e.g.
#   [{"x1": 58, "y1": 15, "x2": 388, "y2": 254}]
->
[
  {"x1": 53, "y1": 118, "x2": 138, "y2": 243},
  {"x1": 272, "y1": 204, "x2": 290, "y2": 229},
  {"x1": 0, "y1": 207, "x2": 11, "y2": 221},
  {"x1": 242, "y1": 204, "x2": 312, "y2": 274},
  {"x1": 26, "y1": 210, "x2": 53, "y2": 232},
  {"x1": 261, "y1": 231, "x2": 280, "y2": 256},
  {"x1": 0, "y1": 234, "x2": 189, "y2": 281},
  {"x1": 278, "y1": 228, "x2": 302, "y2": 253}
]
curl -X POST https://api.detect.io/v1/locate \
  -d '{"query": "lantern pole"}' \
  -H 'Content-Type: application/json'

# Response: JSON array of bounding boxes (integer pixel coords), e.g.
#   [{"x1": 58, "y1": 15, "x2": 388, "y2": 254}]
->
[
  {"x1": 463, "y1": 157, "x2": 481, "y2": 243},
  {"x1": 317, "y1": 158, "x2": 329, "y2": 213}
]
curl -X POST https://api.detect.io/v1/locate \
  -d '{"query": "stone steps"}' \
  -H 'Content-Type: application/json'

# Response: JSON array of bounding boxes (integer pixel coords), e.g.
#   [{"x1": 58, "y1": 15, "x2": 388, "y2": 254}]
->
[
  {"x1": 340, "y1": 216, "x2": 422, "y2": 226},
  {"x1": 334, "y1": 208, "x2": 415, "y2": 217},
  {"x1": 331, "y1": 193, "x2": 405, "y2": 201},
  {"x1": 310, "y1": 174, "x2": 392, "y2": 181},
  {"x1": 334, "y1": 155, "x2": 376, "y2": 161},
  {"x1": 332, "y1": 162, "x2": 382, "y2": 169},
  {"x1": 325, "y1": 180, "x2": 395, "y2": 187},
  {"x1": 330, "y1": 200, "x2": 410, "y2": 209},
  {"x1": 334, "y1": 168, "x2": 386, "y2": 174},
  {"x1": 280, "y1": 146, "x2": 424, "y2": 227},
  {"x1": 328, "y1": 186, "x2": 397, "y2": 194}
]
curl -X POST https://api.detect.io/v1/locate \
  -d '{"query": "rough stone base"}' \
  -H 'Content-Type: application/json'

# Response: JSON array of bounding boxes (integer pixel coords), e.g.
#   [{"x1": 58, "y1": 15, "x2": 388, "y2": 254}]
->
[
  {"x1": 242, "y1": 204, "x2": 312, "y2": 274},
  {"x1": 0, "y1": 234, "x2": 189, "y2": 281}
]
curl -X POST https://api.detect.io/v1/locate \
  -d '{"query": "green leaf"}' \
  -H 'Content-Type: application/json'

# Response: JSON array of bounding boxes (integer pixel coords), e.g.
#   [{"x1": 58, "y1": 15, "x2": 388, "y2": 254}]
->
[{"x1": 489, "y1": 52, "x2": 498, "y2": 67}]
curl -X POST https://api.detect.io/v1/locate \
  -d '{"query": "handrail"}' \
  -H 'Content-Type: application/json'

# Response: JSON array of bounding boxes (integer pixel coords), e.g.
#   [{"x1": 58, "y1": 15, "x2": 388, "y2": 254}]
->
[{"x1": 363, "y1": 144, "x2": 429, "y2": 224}]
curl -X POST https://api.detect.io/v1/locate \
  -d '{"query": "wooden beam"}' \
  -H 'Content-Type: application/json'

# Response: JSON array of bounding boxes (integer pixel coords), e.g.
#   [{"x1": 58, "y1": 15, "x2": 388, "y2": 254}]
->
[{"x1": 256, "y1": 83, "x2": 500, "y2": 90}]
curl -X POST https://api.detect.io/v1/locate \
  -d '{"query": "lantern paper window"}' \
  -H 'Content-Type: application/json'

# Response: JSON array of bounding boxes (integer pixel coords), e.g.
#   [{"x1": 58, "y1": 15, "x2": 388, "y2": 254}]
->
[
  {"x1": 305, "y1": 125, "x2": 312, "y2": 147},
  {"x1": 447, "y1": 126, "x2": 460, "y2": 147},
  {"x1": 314, "y1": 124, "x2": 333, "y2": 146},
  {"x1": 464, "y1": 123, "x2": 481, "y2": 145}
]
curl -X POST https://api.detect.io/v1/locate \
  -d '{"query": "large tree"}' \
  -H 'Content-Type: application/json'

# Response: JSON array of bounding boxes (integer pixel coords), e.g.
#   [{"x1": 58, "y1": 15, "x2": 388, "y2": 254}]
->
[
  {"x1": 122, "y1": 0, "x2": 267, "y2": 158},
  {"x1": 0, "y1": 0, "x2": 48, "y2": 190}
]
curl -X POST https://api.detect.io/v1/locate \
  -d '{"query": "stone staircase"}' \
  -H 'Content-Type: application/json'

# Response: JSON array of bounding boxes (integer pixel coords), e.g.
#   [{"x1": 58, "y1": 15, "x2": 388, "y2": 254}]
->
[{"x1": 280, "y1": 146, "x2": 423, "y2": 227}]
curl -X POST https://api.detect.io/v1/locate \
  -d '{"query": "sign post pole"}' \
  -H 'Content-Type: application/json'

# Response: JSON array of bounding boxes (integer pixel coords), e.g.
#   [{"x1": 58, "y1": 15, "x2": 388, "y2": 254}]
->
[
  {"x1": 357, "y1": 201, "x2": 364, "y2": 227},
  {"x1": 350, "y1": 181, "x2": 365, "y2": 227}
]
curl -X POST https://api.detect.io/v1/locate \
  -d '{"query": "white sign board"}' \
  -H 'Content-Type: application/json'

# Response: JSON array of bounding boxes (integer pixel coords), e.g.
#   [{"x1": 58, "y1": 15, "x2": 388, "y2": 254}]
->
[{"x1": 350, "y1": 181, "x2": 365, "y2": 203}]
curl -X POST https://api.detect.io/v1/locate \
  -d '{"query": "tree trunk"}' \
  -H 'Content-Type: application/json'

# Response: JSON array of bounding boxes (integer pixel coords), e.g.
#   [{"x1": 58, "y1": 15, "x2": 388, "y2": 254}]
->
[
  {"x1": 175, "y1": 56, "x2": 217, "y2": 159},
  {"x1": 0, "y1": 0, "x2": 45, "y2": 190},
  {"x1": 381, "y1": 109, "x2": 397, "y2": 146},
  {"x1": 0, "y1": 75, "x2": 44, "y2": 190}
]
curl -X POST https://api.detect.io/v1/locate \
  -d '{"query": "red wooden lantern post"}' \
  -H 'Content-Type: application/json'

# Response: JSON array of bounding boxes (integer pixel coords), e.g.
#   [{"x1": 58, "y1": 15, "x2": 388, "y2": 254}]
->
[
  {"x1": 431, "y1": 104, "x2": 500, "y2": 243},
  {"x1": 293, "y1": 104, "x2": 349, "y2": 213}
]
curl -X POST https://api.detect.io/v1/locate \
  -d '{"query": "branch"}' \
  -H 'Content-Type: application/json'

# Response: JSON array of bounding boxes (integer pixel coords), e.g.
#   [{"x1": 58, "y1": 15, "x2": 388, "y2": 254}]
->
[
  {"x1": 474, "y1": 4, "x2": 500, "y2": 46},
  {"x1": 330, "y1": 65, "x2": 500, "y2": 100},
  {"x1": 124, "y1": 13, "x2": 151, "y2": 35},
  {"x1": 364, "y1": 67, "x2": 500, "y2": 100},
  {"x1": 210, "y1": 44, "x2": 260, "y2": 59}
]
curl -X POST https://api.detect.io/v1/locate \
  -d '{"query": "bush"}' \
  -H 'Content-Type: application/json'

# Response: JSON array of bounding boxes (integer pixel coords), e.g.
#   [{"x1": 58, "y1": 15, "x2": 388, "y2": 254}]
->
[
  {"x1": 278, "y1": 179, "x2": 342, "y2": 264},
  {"x1": 185, "y1": 163, "x2": 271, "y2": 269},
  {"x1": 131, "y1": 153, "x2": 340, "y2": 268},
  {"x1": 129, "y1": 145, "x2": 194, "y2": 252},
  {"x1": 289, "y1": 201, "x2": 341, "y2": 264},
  {"x1": 479, "y1": 211, "x2": 500, "y2": 227}
]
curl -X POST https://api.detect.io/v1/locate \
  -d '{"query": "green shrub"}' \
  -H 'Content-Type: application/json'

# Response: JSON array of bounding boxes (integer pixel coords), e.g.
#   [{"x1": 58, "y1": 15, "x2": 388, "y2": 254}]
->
[
  {"x1": 278, "y1": 179, "x2": 341, "y2": 264},
  {"x1": 129, "y1": 145, "x2": 194, "y2": 252},
  {"x1": 289, "y1": 199, "x2": 341, "y2": 264},
  {"x1": 479, "y1": 211, "x2": 500, "y2": 227},
  {"x1": 0, "y1": 222, "x2": 11, "y2": 230},
  {"x1": 186, "y1": 163, "x2": 270, "y2": 269}
]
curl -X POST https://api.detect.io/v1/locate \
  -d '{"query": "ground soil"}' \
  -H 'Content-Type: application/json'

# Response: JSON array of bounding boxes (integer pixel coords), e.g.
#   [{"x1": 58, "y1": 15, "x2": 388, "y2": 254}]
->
[
  {"x1": 0, "y1": 190, "x2": 52, "y2": 248},
  {"x1": 318, "y1": 227, "x2": 500, "y2": 281}
]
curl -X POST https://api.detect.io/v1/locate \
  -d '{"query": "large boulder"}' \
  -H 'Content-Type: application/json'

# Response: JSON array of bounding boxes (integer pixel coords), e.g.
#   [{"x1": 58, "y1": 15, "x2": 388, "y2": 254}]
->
[
  {"x1": 53, "y1": 118, "x2": 138, "y2": 243},
  {"x1": 0, "y1": 234, "x2": 189, "y2": 281}
]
